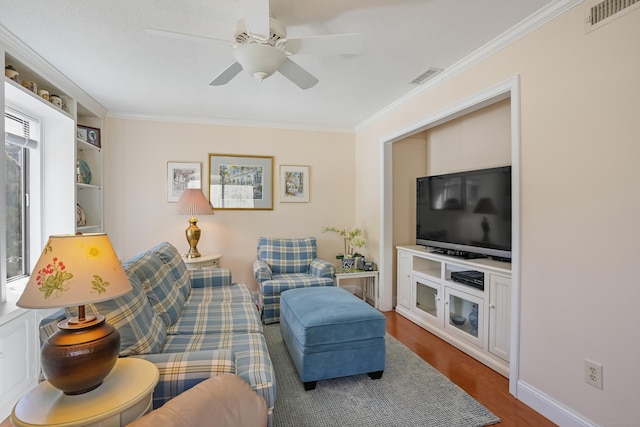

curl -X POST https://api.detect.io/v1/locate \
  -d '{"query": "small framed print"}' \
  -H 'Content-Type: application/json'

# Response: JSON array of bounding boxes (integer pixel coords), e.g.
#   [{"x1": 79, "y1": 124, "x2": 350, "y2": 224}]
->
[
  {"x1": 168, "y1": 162, "x2": 201, "y2": 202},
  {"x1": 280, "y1": 165, "x2": 309, "y2": 203},
  {"x1": 77, "y1": 125, "x2": 101, "y2": 148}
]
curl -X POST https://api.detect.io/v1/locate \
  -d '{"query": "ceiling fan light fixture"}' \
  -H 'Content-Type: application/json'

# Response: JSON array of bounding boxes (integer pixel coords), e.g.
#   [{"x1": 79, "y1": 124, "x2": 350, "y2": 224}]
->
[{"x1": 233, "y1": 43, "x2": 286, "y2": 81}]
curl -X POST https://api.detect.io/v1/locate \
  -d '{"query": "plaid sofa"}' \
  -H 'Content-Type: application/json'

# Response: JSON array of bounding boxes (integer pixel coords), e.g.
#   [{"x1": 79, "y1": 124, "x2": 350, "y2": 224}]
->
[
  {"x1": 40, "y1": 242, "x2": 276, "y2": 425},
  {"x1": 253, "y1": 237, "x2": 335, "y2": 324}
]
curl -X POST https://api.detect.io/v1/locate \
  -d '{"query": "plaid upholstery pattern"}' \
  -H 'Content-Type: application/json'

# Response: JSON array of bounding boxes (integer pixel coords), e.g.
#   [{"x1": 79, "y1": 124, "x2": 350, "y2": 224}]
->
[
  {"x1": 257, "y1": 237, "x2": 317, "y2": 274},
  {"x1": 131, "y1": 349, "x2": 236, "y2": 409},
  {"x1": 186, "y1": 282, "x2": 253, "y2": 305},
  {"x1": 255, "y1": 237, "x2": 336, "y2": 324},
  {"x1": 253, "y1": 259, "x2": 272, "y2": 282},
  {"x1": 190, "y1": 268, "x2": 233, "y2": 288},
  {"x1": 161, "y1": 332, "x2": 275, "y2": 415},
  {"x1": 129, "y1": 251, "x2": 186, "y2": 326},
  {"x1": 261, "y1": 275, "x2": 334, "y2": 324},
  {"x1": 309, "y1": 258, "x2": 336, "y2": 278},
  {"x1": 150, "y1": 242, "x2": 191, "y2": 298},
  {"x1": 167, "y1": 302, "x2": 262, "y2": 335}
]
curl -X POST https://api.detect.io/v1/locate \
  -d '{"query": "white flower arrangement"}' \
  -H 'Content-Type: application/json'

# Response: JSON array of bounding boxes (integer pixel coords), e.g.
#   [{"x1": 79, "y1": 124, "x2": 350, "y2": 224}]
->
[{"x1": 322, "y1": 226, "x2": 368, "y2": 259}]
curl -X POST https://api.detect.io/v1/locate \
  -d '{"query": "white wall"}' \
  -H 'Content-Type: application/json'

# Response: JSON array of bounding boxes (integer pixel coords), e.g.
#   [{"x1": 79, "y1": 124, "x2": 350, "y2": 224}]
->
[
  {"x1": 104, "y1": 117, "x2": 357, "y2": 289},
  {"x1": 356, "y1": 4, "x2": 640, "y2": 426}
]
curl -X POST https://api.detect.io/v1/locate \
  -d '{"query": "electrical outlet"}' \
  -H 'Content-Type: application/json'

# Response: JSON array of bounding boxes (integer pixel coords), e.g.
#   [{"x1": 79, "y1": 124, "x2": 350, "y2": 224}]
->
[{"x1": 585, "y1": 359, "x2": 603, "y2": 389}]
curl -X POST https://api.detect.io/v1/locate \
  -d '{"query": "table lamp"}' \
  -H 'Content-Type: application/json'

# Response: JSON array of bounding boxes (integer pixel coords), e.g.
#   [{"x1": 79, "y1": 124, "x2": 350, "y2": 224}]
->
[
  {"x1": 176, "y1": 188, "x2": 214, "y2": 258},
  {"x1": 17, "y1": 233, "x2": 132, "y2": 395}
]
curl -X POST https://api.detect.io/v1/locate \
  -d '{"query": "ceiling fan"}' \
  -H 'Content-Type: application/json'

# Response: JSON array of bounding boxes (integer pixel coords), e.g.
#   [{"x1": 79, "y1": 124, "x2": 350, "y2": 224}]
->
[{"x1": 146, "y1": 0, "x2": 363, "y2": 89}]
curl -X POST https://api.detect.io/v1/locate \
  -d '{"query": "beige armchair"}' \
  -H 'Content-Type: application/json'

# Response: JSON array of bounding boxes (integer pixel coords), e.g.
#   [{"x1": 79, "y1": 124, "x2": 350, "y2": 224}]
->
[{"x1": 127, "y1": 373, "x2": 268, "y2": 427}]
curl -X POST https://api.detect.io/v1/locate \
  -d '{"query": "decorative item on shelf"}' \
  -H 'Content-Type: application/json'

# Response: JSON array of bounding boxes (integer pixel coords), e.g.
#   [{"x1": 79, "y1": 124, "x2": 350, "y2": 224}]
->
[
  {"x1": 21, "y1": 80, "x2": 37, "y2": 93},
  {"x1": 49, "y1": 94, "x2": 63, "y2": 108},
  {"x1": 363, "y1": 261, "x2": 377, "y2": 271},
  {"x1": 5, "y1": 64, "x2": 19, "y2": 82},
  {"x1": 469, "y1": 304, "x2": 479, "y2": 335},
  {"x1": 451, "y1": 315, "x2": 466, "y2": 326},
  {"x1": 38, "y1": 89, "x2": 50, "y2": 101},
  {"x1": 322, "y1": 226, "x2": 368, "y2": 270},
  {"x1": 16, "y1": 234, "x2": 133, "y2": 395},
  {"x1": 76, "y1": 203, "x2": 86, "y2": 227},
  {"x1": 176, "y1": 188, "x2": 214, "y2": 258},
  {"x1": 78, "y1": 158, "x2": 92, "y2": 184}
]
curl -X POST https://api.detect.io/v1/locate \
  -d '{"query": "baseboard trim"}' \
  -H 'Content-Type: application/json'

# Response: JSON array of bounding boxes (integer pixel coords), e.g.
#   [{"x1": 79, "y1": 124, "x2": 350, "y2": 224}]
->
[{"x1": 517, "y1": 380, "x2": 598, "y2": 427}]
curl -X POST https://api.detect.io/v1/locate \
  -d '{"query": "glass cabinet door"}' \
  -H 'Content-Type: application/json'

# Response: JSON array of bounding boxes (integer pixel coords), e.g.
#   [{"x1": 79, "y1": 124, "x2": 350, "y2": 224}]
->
[
  {"x1": 413, "y1": 274, "x2": 442, "y2": 326},
  {"x1": 444, "y1": 287, "x2": 485, "y2": 348}
]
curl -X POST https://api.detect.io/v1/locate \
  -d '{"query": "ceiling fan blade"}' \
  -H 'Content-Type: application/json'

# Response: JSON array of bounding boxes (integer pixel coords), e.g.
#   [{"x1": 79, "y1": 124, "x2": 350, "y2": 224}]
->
[
  {"x1": 277, "y1": 58, "x2": 319, "y2": 90},
  {"x1": 144, "y1": 27, "x2": 230, "y2": 45},
  {"x1": 210, "y1": 62, "x2": 243, "y2": 86},
  {"x1": 286, "y1": 33, "x2": 364, "y2": 55},
  {"x1": 239, "y1": 0, "x2": 270, "y2": 38}
]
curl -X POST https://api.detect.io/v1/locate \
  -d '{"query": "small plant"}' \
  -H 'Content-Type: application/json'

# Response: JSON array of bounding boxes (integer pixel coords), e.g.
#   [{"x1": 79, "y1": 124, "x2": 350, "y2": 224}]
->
[{"x1": 322, "y1": 226, "x2": 367, "y2": 259}]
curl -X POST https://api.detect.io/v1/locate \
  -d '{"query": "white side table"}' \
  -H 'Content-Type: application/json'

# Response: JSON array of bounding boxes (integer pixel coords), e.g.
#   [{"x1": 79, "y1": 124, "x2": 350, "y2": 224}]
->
[
  {"x1": 182, "y1": 253, "x2": 222, "y2": 270},
  {"x1": 11, "y1": 358, "x2": 159, "y2": 427},
  {"x1": 334, "y1": 270, "x2": 379, "y2": 309}
]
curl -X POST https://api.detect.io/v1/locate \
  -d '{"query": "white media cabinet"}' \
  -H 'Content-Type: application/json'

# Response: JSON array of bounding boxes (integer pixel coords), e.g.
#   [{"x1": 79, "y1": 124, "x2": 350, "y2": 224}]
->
[{"x1": 396, "y1": 245, "x2": 511, "y2": 376}]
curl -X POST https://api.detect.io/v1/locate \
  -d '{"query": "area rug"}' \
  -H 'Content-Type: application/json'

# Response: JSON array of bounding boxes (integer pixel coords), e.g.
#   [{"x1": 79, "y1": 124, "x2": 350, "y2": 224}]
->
[{"x1": 264, "y1": 324, "x2": 500, "y2": 427}]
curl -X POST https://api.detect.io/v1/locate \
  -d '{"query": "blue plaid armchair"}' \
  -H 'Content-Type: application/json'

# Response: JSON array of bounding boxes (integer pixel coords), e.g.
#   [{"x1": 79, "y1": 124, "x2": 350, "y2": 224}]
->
[{"x1": 253, "y1": 237, "x2": 335, "y2": 324}]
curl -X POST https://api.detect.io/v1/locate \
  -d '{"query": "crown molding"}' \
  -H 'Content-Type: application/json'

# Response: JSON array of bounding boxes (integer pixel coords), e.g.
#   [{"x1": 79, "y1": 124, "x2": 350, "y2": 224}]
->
[
  {"x1": 106, "y1": 110, "x2": 354, "y2": 134},
  {"x1": 355, "y1": 0, "x2": 583, "y2": 132}
]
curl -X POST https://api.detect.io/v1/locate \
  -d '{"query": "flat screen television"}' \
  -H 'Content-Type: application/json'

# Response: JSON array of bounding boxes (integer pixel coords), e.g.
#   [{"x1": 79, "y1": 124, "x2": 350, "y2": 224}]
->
[{"x1": 416, "y1": 166, "x2": 512, "y2": 260}]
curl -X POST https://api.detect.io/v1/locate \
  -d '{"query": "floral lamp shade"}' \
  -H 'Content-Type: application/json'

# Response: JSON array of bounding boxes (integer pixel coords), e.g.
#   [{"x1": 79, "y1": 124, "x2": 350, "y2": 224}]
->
[{"x1": 17, "y1": 233, "x2": 132, "y2": 309}]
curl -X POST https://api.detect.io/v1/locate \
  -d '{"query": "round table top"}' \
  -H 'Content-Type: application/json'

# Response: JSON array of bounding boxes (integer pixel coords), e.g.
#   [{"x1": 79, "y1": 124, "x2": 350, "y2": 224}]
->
[{"x1": 12, "y1": 358, "x2": 159, "y2": 427}]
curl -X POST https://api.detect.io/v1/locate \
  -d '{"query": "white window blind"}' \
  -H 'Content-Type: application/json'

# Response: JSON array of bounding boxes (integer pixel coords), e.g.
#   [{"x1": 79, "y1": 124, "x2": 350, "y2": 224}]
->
[{"x1": 5, "y1": 111, "x2": 38, "y2": 149}]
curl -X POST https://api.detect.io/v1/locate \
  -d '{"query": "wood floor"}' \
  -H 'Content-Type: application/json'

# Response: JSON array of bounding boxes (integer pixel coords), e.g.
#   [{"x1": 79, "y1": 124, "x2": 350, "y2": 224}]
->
[
  {"x1": 1, "y1": 310, "x2": 556, "y2": 427},
  {"x1": 385, "y1": 310, "x2": 556, "y2": 426}
]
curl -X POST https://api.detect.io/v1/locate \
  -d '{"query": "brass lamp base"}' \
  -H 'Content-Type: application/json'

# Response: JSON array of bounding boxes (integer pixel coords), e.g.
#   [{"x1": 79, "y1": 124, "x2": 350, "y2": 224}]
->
[
  {"x1": 41, "y1": 310, "x2": 120, "y2": 395},
  {"x1": 185, "y1": 216, "x2": 202, "y2": 258}
]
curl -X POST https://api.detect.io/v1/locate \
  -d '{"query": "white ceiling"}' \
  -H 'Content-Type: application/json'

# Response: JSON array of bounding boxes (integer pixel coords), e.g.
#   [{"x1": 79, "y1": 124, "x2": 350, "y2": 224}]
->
[{"x1": 1, "y1": 0, "x2": 552, "y2": 130}]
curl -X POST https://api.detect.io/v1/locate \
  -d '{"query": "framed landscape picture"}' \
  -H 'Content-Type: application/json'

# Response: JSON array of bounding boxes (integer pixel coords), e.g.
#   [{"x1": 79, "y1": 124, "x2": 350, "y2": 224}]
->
[
  {"x1": 280, "y1": 165, "x2": 309, "y2": 203},
  {"x1": 167, "y1": 162, "x2": 201, "y2": 202},
  {"x1": 208, "y1": 154, "x2": 273, "y2": 210}
]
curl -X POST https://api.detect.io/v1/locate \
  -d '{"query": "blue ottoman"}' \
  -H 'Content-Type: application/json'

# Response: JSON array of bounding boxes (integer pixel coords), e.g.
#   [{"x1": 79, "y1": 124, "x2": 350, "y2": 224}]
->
[{"x1": 280, "y1": 286, "x2": 386, "y2": 390}]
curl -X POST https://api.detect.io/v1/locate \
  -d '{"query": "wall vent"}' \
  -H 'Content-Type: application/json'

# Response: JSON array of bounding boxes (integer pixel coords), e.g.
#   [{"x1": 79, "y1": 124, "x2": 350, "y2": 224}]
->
[
  {"x1": 409, "y1": 67, "x2": 443, "y2": 85},
  {"x1": 585, "y1": 0, "x2": 640, "y2": 32}
]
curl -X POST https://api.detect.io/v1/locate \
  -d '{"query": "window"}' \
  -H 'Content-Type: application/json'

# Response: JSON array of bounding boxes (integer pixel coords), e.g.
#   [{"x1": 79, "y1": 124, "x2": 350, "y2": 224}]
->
[{"x1": 4, "y1": 110, "x2": 38, "y2": 282}]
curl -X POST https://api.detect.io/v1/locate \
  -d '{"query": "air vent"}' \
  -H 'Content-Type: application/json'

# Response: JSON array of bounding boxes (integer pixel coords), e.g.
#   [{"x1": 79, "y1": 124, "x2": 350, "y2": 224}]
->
[
  {"x1": 585, "y1": 0, "x2": 640, "y2": 32},
  {"x1": 409, "y1": 67, "x2": 443, "y2": 85}
]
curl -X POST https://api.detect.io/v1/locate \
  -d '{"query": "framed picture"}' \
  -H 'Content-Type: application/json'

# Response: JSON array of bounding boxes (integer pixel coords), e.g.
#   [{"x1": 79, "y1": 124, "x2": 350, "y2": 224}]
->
[
  {"x1": 167, "y1": 162, "x2": 201, "y2": 202},
  {"x1": 208, "y1": 154, "x2": 273, "y2": 210},
  {"x1": 280, "y1": 165, "x2": 310, "y2": 203},
  {"x1": 77, "y1": 125, "x2": 101, "y2": 148}
]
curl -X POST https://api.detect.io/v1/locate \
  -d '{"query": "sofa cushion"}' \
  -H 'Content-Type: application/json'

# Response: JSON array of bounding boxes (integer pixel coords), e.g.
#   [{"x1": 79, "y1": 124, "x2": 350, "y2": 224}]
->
[
  {"x1": 93, "y1": 271, "x2": 167, "y2": 356},
  {"x1": 129, "y1": 251, "x2": 186, "y2": 326},
  {"x1": 257, "y1": 237, "x2": 317, "y2": 274},
  {"x1": 150, "y1": 242, "x2": 191, "y2": 299},
  {"x1": 161, "y1": 332, "x2": 275, "y2": 414},
  {"x1": 132, "y1": 349, "x2": 237, "y2": 409},
  {"x1": 186, "y1": 282, "x2": 253, "y2": 305},
  {"x1": 167, "y1": 302, "x2": 262, "y2": 335}
]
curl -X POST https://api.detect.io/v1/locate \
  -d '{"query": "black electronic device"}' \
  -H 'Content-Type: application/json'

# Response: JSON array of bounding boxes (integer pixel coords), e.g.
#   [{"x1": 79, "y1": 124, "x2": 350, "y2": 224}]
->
[
  {"x1": 416, "y1": 166, "x2": 512, "y2": 261},
  {"x1": 451, "y1": 270, "x2": 485, "y2": 291}
]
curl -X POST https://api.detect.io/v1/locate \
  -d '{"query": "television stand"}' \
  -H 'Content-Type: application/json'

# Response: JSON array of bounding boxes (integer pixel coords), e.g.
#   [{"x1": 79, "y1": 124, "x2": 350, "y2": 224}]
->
[{"x1": 396, "y1": 245, "x2": 511, "y2": 377}]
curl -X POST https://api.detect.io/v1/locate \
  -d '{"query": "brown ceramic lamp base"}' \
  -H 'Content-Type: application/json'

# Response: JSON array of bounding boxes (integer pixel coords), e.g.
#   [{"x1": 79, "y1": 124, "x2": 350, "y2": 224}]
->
[{"x1": 41, "y1": 311, "x2": 120, "y2": 395}]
